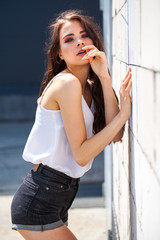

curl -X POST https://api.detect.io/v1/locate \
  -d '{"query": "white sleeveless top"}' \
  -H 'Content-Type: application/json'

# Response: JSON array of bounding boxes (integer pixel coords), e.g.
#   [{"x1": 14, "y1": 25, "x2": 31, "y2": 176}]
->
[{"x1": 22, "y1": 75, "x2": 95, "y2": 178}]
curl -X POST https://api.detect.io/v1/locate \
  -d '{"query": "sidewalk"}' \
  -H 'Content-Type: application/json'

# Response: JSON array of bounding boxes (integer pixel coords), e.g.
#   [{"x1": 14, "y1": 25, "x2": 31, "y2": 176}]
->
[
  {"x1": 0, "y1": 122, "x2": 107, "y2": 240},
  {"x1": 0, "y1": 195, "x2": 107, "y2": 240}
]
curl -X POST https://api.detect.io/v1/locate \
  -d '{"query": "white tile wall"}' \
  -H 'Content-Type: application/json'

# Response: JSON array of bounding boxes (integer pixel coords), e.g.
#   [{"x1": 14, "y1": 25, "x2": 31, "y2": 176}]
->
[
  {"x1": 113, "y1": 121, "x2": 131, "y2": 240},
  {"x1": 110, "y1": 0, "x2": 160, "y2": 239},
  {"x1": 131, "y1": 136, "x2": 160, "y2": 239},
  {"x1": 112, "y1": 56, "x2": 131, "y2": 239},
  {"x1": 141, "y1": 0, "x2": 160, "y2": 71},
  {"x1": 112, "y1": 2, "x2": 128, "y2": 63},
  {"x1": 128, "y1": 0, "x2": 141, "y2": 65},
  {"x1": 112, "y1": 0, "x2": 127, "y2": 17},
  {"x1": 155, "y1": 73, "x2": 160, "y2": 175},
  {"x1": 136, "y1": 68, "x2": 155, "y2": 163},
  {"x1": 130, "y1": 66, "x2": 138, "y2": 136}
]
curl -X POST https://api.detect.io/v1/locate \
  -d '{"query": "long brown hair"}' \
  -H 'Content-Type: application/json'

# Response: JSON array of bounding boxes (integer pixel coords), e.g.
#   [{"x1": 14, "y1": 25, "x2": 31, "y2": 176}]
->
[{"x1": 40, "y1": 10, "x2": 108, "y2": 134}]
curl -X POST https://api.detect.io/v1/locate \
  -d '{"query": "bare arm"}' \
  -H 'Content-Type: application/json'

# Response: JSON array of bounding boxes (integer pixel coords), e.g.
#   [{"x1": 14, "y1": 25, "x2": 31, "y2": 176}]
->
[
  {"x1": 81, "y1": 45, "x2": 129, "y2": 142},
  {"x1": 55, "y1": 73, "x2": 132, "y2": 167},
  {"x1": 100, "y1": 75, "x2": 124, "y2": 142}
]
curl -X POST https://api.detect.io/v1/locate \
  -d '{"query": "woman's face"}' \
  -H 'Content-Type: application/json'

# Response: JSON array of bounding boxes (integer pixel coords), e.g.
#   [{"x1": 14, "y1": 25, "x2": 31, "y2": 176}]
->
[{"x1": 59, "y1": 20, "x2": 94, "y2": 67}]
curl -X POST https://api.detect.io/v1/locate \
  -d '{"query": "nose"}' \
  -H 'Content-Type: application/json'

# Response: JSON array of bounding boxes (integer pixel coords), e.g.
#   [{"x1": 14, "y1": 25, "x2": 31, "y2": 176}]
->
[{"x1": 76, "y1": 40, "x2": 84, "y2": 47}]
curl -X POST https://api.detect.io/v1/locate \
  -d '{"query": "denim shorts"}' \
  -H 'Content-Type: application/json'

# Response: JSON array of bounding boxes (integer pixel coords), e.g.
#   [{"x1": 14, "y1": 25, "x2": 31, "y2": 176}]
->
[{"x1": 11, "y1": 164, "x2": 80, "y2": 231}]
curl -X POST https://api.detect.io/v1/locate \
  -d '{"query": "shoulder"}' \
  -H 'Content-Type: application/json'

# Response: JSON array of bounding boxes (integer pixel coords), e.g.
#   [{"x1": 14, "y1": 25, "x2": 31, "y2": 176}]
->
[
  {"x1": 55, "y1": 73, "x2": 81, "y2": 88},
  {"x1": 53, "y1": 73, "x2": 82, "y2": 100}
]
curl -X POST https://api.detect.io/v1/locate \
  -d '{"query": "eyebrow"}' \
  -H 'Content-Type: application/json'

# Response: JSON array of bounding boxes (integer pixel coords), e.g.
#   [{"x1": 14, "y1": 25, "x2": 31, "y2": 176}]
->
[{"x1": 62, "y1": 30, "x2": 86, "y2": 39}]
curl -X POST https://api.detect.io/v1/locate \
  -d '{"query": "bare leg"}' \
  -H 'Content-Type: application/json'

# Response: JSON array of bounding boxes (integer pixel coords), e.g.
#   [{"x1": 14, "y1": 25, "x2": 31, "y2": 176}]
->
[{"x1": 18, "y1": 225, "x2": 78, "y2": 240}]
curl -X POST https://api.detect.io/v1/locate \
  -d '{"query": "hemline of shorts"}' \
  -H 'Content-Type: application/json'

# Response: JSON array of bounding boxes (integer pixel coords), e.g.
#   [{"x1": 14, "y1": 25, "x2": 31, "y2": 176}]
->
[{"x1": 12, "y1": 219, "x2": 68, "y2": 232}]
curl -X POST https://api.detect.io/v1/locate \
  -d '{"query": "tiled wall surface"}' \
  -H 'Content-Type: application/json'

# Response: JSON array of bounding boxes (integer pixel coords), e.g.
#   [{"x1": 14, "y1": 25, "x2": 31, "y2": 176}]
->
[{"x1": 111, "y1": 0, "x2": 160, "y2": 239}]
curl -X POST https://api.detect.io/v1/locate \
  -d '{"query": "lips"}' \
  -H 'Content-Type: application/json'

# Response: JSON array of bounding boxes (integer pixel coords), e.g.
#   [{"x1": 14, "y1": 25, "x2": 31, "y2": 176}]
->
[{"x1": 77, "y1": 50, "x2": 86, "y2": 56}]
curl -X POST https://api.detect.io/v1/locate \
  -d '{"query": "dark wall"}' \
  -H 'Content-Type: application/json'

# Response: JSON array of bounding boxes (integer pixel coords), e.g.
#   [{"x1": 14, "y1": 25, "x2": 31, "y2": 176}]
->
[{"x1": 0, "y1": 0, "x2": 102, "y2": 96}]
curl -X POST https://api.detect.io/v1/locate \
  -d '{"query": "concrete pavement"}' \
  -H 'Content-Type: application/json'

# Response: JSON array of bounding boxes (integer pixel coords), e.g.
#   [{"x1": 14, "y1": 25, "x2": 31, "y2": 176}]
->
[
  {"x1": 0, "y1": 195, "x2": 107, "y2": 240},
  {"x1": 0, "y1": 121, "x2": 107, "y2": 240}
]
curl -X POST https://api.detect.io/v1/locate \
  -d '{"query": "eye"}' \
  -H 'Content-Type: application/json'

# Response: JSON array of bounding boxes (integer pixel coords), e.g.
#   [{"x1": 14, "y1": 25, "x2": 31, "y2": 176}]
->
[
  {"x1": 81, "y1": 33, "x2": 89, "y2": 38},
  {"x1": 64, "y1": 37, "x2": 74, "y2": 43}
]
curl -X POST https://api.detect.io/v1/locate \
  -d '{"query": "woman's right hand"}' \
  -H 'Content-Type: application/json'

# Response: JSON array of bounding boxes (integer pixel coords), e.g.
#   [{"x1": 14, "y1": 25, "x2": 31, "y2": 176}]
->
[{"x1": 119, "y1": 68, "x2": 132, "y2": 120}]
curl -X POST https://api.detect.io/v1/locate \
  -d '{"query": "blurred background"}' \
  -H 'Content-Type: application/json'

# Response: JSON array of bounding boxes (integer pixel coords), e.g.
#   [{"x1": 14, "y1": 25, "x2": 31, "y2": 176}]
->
[
  {"x1": 0, "y1": 0, "x2": 102, "y2": 121},
  {"x1": 0, "y1": 1, "x2": 106, "y2": 240},
  {"x1": 1, "y1": 0, "x2": 160, "y2": 240}
]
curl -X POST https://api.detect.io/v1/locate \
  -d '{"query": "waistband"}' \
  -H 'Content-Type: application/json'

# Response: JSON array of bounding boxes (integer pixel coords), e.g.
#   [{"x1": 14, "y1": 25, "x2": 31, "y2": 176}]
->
[{"x1": 35, "y1": 164, "x2": 80, "y2": 184}]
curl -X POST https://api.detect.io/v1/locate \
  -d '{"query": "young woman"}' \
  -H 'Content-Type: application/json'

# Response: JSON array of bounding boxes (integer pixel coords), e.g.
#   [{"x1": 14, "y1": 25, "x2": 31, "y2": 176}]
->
[{"x1": 11, "y1": 10, "x2": 132, "y2": 240}]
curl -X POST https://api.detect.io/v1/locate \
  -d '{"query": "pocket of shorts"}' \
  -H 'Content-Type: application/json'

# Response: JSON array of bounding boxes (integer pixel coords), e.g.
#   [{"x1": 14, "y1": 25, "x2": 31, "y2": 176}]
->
[
  {"x1": 48, "y1": 180, "x2": 70, "y2": 192},
  {"x1": 11, "y1": 179, "x2": 39, "y2": 218}
]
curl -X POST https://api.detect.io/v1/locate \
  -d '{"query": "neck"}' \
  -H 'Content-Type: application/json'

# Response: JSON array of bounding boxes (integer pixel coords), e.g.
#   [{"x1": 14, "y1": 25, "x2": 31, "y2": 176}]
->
[{"x1": 66, "y1": 65, "x2": 90, "y2": 93}]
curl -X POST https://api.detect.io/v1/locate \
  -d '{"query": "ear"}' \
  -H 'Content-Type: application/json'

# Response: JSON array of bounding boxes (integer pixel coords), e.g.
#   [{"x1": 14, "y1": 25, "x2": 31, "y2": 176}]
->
[{"x1": 59, "y1": 51, "x2": 64, "y2": 60}]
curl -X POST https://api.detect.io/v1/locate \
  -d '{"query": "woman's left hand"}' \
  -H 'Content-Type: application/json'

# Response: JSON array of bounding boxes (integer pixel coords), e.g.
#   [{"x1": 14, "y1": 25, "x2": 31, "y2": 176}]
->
[{"x1": 81, "y1": 45, "x2": 109, "y2": 81}]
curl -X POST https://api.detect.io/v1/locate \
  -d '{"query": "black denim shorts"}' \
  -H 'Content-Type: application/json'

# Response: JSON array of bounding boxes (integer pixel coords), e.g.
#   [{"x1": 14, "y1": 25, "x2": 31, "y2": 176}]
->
[{"x1": 11, "y1": 164, "x2": 80, "y2": 231}]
